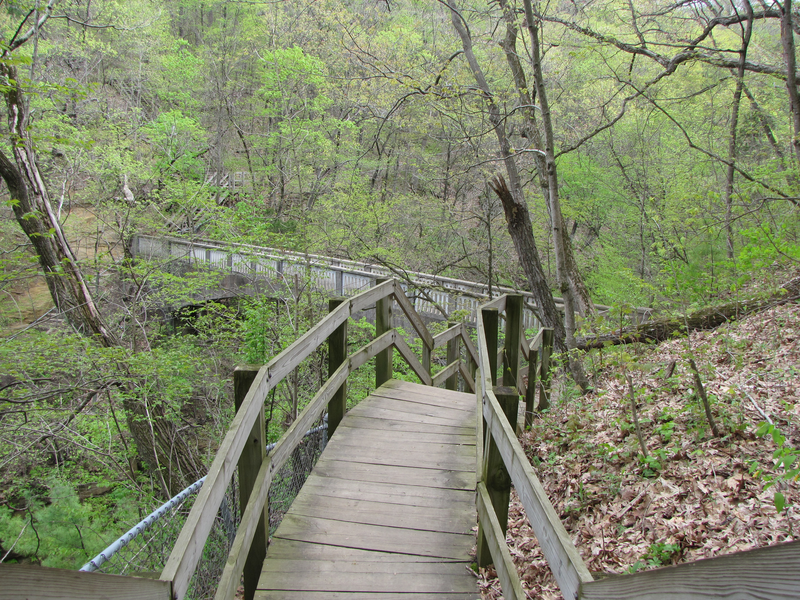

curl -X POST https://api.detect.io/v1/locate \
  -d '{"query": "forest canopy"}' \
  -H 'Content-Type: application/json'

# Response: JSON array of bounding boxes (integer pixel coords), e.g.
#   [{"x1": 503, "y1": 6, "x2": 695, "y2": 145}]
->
[{"x1": 0, "y1": 0, "x2": 798, "y2": 577}]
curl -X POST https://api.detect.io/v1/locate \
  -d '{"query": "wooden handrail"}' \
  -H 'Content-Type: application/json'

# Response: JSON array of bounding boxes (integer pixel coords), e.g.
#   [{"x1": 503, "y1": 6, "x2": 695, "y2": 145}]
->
[
  {"x1": 482, "y1": 388, "x2": 593, "y2": 597},
  {"x1": 475, "y1": 295, "x2": 592, "y2": 600},
  {"x1": 164, "y1": 279, "x2": 470, "y2": 600},
  {"x1": 476, "y1": 482, "x2": 525, "y2": 600}
]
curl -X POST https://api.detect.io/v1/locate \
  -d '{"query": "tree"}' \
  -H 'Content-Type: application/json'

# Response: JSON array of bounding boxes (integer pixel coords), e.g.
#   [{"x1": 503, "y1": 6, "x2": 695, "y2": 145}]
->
[
  {"x1": 0, "y1": 1, "x2": 202, "y2": 496},
  {"x1": 446, "y1": 0, "x2": 590, "y2": 390}
]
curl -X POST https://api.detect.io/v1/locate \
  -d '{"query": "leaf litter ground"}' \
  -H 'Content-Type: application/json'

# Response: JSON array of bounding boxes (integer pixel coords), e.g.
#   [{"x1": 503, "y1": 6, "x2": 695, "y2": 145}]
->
[{"x1": 477, "y1": 300, "x2": 800, "y2": 599}]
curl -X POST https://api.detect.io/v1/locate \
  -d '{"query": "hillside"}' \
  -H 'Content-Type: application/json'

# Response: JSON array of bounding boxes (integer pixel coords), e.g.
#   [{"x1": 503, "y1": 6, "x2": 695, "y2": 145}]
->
[{"x1": 478, "y1": 279, "x2": 800, "y2": 598}]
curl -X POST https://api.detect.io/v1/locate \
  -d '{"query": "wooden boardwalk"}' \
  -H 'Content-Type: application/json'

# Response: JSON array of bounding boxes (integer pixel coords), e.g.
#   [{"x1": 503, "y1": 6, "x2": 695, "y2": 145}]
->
[{"x1": 256, "y1": 379, "x2": 480, "y2": 599}]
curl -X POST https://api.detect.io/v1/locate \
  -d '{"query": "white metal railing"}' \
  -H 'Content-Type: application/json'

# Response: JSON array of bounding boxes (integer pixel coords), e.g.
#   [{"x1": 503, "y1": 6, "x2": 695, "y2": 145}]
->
[{"x1": 132, "y1": 235, "x2": 652, "y2": 330}]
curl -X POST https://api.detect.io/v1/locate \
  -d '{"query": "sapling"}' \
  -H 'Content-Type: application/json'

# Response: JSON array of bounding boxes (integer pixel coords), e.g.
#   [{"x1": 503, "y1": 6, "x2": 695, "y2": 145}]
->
[
  {"x1": 626, "y1": 374, "x2": 648, "y2": 459},
  {"x1": 688, "y1": 358, "x2": 720, "y2": 437}
]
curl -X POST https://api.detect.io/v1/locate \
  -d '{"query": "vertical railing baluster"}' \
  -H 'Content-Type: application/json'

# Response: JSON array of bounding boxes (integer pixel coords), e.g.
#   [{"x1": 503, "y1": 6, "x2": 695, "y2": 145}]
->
[
  {"x1": 327, "y1": 297, "x2": 348, "y2": 439},
  {"x1": 376, "y1": 278, "x2": 393, "y2": 386}
]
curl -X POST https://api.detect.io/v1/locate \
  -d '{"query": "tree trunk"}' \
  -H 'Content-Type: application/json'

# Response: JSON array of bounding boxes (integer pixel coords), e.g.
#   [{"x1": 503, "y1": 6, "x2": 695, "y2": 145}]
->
[
  {"x1": 0, "y1": 58, "x2": 200, "y2": 497},
  {"x1": 522, "y1": 0, "x2": 590, "y2": 390},
  {"x1": 0, "y1": 61, "x2": 119, "y2": 346},
  {"x1": 497, "y1": 0, "x2": 594, "y2": 317},
  {"x1": 723, "y1": 0, "x2": 754, "y2": 260},
  {"x1": 447, "y1": 5, "x2": 569, "y2": 340},
  {"x1": 781, "y1": 0, "x2": 800, "y2": 171}
]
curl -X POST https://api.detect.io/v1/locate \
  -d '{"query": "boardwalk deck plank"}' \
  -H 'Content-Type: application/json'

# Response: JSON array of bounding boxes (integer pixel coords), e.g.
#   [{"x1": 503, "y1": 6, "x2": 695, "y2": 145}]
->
[
  {"x1": 298, "y1": 477, "x2": 475, "y2": 508},
  {"x1": 338, "y1": 413, "x2": 473, "y2": 436},
  {"x1": 256, "y1": 380, "x2": 480, "y2": 599}
]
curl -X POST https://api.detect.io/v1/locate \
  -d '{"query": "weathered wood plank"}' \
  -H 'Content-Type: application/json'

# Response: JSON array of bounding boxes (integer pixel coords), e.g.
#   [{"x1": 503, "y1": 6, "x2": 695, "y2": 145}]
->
[
  {"x1": 366, "y1": 389, "x2": 472, "y2": 420},
  {"x1": 319, "y1": 443, "x2": 475, "y2": 472},
  {"x1": 328, "y1": 428, "x2": 475, "y2": 453},
  {"x1": 256, "y1": 381, "x2": 479, "y2": 600},
  {"x1": 0, "y1": 564, "x2": 171, "y2": 600},
  {"x1": 216, "y1": 361, "x2": 350, "y2": 600},
  {"x1": 392, "y1": 333, "x2": 433, "y2": 385},
  {"x1": 349, "y1": 329, "x2": 395, "y2": 372},
  {"x1": 460, "y1": 323, "x2": 478, "y2": 368},
  {"x1": 391, "y1": 280, "x2": 435, "y2": 350},
  {"x1": 274, "y1": 514, "x2": 474, "y2": 560},
  {"x1": 376, "y1": 381, "x2": 475, "y2": 410},
  {"x1": 376, "y1": 279, "x2": 393, "y2": 386},
  {"x1": 312, "y1": 459, "x2": 475, "y2": 490},
  {"x1": 232, "y1": 367, "x2": 267, "y2": 600},
  {"x1": 579, "y1": 540, "x2": 800, "y2": 600},
  {"x1": 259, "y1": 567, "x2": 477, "y2": 593},
  {"x1": 333, "y1": 424, "x2": 475, "y2": 446},
  {"x1": 477, "y1": 387, "x2": 517, "y2": 568},
  {"x1": 287, "y1": 495, "x2": 475, "y2": 534},
  {"x1": 459, "y1": 361, "x2": 476, "y2": 393},
  {"x1": 327, "y1": 297, "x2": 348, "y2": 439},
  {"x1": 433, "y1": 323, "x2": 463, "y2": 349},
  {"x1": 257, "y1": 592, "x2": 479, "y2": 600},
  {"x1": 261, "y1": 559, "x2": 472, "y2": 575},
  {"x1": 476, "y1": 481, "x2": 525, "y2": 600},
  {"x1": 433, "y1": 360, "x2": 461, "y2": 389},
  {"x1": 298, "y1": 476, "x2": 475, "y2": 508},
  {"x1": 482, "y1": 388, "x2": 592, "y2": 598},
  {"x1": 263, "y1": 539, "x2": 454, "y2": 563},
  {"x1": 337, "y1": 413, "x2": 474, "y2": 436},
  {"x1": 346, "y1": 404, "x2": 474, "y2": 428}
]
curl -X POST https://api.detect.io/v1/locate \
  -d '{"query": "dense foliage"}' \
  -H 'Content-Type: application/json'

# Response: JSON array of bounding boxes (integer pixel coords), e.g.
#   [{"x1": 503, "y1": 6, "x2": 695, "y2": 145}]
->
[{"x1": 0, "y1": 0, "x2": 798, "y2": 576}]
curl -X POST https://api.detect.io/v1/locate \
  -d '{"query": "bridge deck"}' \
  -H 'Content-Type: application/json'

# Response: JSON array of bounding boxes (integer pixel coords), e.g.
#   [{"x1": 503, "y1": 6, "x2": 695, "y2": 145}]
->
[{"x1": 256, "y1": 379, "x2": 480, "y2": 599}]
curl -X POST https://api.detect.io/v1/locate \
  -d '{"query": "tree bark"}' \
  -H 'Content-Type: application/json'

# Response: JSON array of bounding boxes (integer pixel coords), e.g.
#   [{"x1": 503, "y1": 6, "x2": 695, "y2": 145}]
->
[
  {"x1": 781, "y1": 0, "x2": 800, "y2": 171},
  {"x1": 497, "y1": 0, "x2": 595, "y2": 316},
  {"x1": 522, "y1": 0, "x2": 590, "y2": 390},
  {"x1": 448, "y1": 0, "x2": 589, "y2": 390},
  {"x1": 723, "y1": 0, "x2": 754, "y2": 260},
  {"x1": 0, "y1": 61, "x2": 119, "y2": 347},
  {"x1": 0, "y1": 50, "x2": 200, "y2": 497}
]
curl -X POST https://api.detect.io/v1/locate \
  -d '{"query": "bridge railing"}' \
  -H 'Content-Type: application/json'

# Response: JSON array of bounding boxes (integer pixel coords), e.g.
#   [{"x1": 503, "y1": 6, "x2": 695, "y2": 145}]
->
[
  {"x1": 132, "y1": 234, "x2": 653, "y2": 331},
  {"x1": 160, "y1": 279, "x2": 474, "y2": 600}
]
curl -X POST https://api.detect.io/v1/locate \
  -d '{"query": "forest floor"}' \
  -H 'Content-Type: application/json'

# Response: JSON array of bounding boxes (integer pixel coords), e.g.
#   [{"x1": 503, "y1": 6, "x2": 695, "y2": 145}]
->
[{"x1": 477, "y1": 273, "x2": 800, "y2": 599}]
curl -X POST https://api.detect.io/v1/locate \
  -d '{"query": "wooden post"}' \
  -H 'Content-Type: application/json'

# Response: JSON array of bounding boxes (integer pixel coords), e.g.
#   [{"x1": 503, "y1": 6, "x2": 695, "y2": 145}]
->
[
  {"x1": 446, "y1": 321, "x2": 459, "y2": 391},
  {"x1": 537, "y1": 328, "x2": 553, "y2": 411},
  {"x1": 525, "y1": 346, "x2": 538, "y2": 428},
  {"x1": 503, "y1": 295, "x2": 523, "y2": 391},
  {"x1": 477, "y1": 386, "x2": 518, "y2": 568},
  {"x1": 335, "y1": 269, "x2": 343, "y2": 296},
  {"x1": 481, "y1": 308, "x2": 499, "y2": 386},
  {"x1": 234, "y1": 366, "x2": 268, "y2": 600},
  {"x1": 328, "y1": 297, "x2": 348, "y2": 439},
  {"x1": 375, "y1": 278, "x2": 393, "y2": 387},
  {"x1": 422, "y1": 343, "x2": 432, "y2": 382}
]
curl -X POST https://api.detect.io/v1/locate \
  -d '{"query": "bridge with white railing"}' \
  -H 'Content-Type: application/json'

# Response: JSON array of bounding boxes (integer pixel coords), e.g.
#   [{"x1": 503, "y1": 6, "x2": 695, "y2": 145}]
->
[{"x1": 131, "y1": 234, "x2": 652, "y2": 331}]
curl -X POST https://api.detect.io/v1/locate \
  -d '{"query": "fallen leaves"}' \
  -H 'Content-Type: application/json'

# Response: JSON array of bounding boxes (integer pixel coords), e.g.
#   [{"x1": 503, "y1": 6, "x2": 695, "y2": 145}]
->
[{"x1": 480, "y1": 300, "x2": 800, "y2": 599}]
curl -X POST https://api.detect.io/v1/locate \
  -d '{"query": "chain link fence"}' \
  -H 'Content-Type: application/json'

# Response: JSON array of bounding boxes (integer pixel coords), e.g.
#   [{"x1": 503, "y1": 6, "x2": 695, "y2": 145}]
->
[{"x1": 80, "y1": 416, "x2": 328, "y2": 599}]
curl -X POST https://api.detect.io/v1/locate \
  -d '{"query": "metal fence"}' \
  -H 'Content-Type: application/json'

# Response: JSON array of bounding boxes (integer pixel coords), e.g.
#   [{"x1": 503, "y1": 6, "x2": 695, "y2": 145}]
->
[{"x1": 81, "y1": 419, "x2": 327, "y2": 599}]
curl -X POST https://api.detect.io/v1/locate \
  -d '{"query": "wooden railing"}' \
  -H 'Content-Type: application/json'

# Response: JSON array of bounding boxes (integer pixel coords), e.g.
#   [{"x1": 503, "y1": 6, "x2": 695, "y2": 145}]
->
[
  {"x1": 475, "y1": 294, "x2": 592, "y2": 599},
  {"x1": 474, "y1": 293, "x2": 800, "y2": 600},
  {"x1": 159, "y1": 279, "x2": 477, "y2": 600}
]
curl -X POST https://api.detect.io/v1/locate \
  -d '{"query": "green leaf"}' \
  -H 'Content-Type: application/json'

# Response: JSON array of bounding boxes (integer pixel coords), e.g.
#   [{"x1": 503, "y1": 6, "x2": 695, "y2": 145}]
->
[{"x1": 774, "y1": 491, "x2": 786, "y2": 513}]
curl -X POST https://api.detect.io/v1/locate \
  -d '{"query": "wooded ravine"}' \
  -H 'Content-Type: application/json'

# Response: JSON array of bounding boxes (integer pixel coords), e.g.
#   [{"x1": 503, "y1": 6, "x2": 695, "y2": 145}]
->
[{"x1": 0, "y1": 0, "x2": 797, "y2": 595}]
